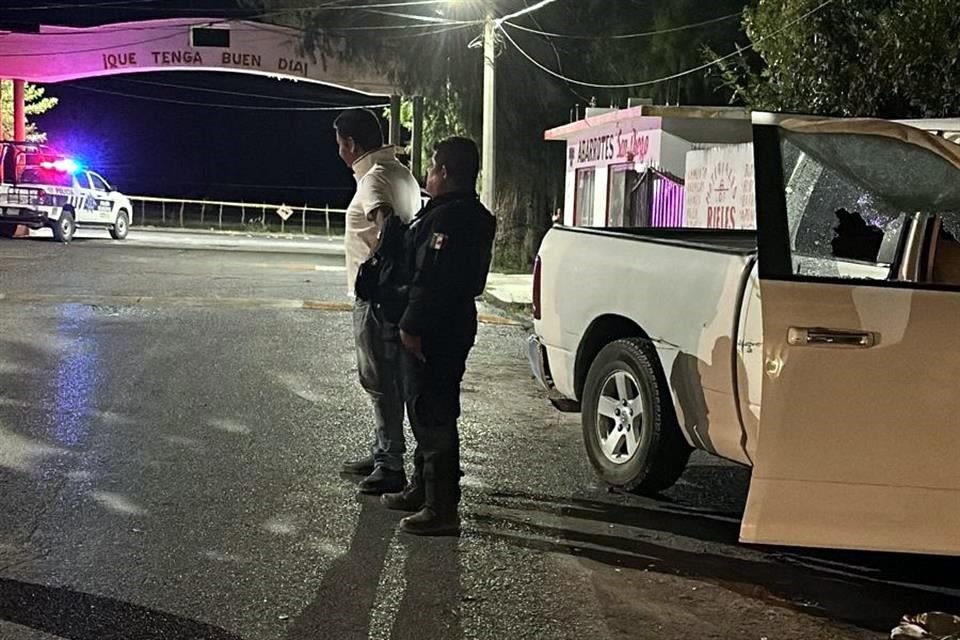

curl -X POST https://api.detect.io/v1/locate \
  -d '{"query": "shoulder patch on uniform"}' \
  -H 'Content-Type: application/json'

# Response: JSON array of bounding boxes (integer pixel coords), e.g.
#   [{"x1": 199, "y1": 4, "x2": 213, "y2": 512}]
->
[{"x1": 430, "y1": 232, "x2": 448, "y2": 250}]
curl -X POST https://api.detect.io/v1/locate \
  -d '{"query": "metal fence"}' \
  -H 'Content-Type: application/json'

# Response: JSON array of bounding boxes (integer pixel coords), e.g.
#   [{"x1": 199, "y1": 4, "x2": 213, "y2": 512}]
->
[{"x1": 127, "y1": 195, "x2": 347, "y2": 237}]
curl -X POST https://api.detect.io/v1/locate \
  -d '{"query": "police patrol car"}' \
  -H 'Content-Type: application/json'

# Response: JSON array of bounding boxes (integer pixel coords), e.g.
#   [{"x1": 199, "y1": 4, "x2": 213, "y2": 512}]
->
[{"x1": 0, "y1": 158, "x2": 132, "y2": 244}]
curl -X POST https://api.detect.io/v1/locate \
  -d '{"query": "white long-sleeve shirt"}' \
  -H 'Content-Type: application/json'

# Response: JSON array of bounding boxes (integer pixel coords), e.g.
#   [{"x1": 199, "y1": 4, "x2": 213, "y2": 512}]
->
[{"x1": 343, "y1": 147, "x2": 422, "y2": 297}]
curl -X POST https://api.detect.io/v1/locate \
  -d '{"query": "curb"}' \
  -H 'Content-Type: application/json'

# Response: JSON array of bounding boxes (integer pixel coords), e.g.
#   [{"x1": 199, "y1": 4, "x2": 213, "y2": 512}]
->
[
  {"x1": 0, "y1": 292, "x2": 525, "y2": 327},
  {"x1": 480, "y1": 292, "x2": 533, "y2": 330},
  {"x1": 301, "y1": 299, "x2": 524, "y2": 327},
  {"x1": 132, "y1": 225, "x2": 344, "y2": 243}
]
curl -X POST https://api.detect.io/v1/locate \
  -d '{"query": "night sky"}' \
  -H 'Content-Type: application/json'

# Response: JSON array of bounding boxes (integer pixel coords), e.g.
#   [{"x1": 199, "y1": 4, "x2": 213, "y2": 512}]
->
[
  {"x1": 3, "y1": 0, "x2": 396, "y2": 209},
  {"x1": 42, "y1": 74, "x2": 388, "y2": 208}
]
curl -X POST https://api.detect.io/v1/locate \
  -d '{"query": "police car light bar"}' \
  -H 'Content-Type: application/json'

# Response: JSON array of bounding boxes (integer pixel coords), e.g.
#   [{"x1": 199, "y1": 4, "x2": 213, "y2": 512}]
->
[{"x1": 39, "y1": 158, "x2": 81, "y2": 174}]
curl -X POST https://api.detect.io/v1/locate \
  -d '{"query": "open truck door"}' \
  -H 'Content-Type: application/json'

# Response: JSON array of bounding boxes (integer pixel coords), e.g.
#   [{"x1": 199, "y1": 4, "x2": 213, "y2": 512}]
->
[{"x1": 742, "y1": 118, "x2": 960, "y2": 554}]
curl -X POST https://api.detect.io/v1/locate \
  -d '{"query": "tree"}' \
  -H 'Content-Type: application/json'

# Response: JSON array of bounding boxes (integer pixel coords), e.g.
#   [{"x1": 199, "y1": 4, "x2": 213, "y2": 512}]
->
[
  {"x1": 1, "y1": 81, "x2": 58, "y2": 141},
  {"x1": 251, "y1": 0, "x2": 746, "y2": 269},
  {"x1": 715, "y1": 0, "x2": 960, "y2": 118},
  {"x1": 397, "y1": 83, "x2": 469, "y2": 179}
]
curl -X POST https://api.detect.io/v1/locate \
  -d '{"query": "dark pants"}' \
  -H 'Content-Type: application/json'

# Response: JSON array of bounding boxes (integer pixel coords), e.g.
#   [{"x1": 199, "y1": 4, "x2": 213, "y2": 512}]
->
[{"x1": 401, "y1": 335, "x2": 473, "y2": 512}]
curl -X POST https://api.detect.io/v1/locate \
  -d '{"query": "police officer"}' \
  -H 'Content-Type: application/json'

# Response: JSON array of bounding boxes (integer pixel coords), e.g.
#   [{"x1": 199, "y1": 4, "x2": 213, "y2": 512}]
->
[{"x1": 380, "y1": 137, "x2": 496, "y2": 536}]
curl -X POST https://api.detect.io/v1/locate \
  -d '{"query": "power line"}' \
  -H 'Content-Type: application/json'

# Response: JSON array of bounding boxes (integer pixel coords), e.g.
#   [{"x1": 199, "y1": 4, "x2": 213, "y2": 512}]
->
[
  {"x1": 2, "y1": 0, "x2": 160, "y2": 10},
  {"x1": 499, "y1": 0, "x2": 836, "y2": 89},
  {"x1": 64, "y1": 83, "x2": 388, "y2": 110},
  {"x1": 380, "y1": 22, "x2": 473, "y2": 39},
  {"x1": 501, "y1": 11, "x2": 741, "y2": 40},
  {"x1": 496, "y1": 0, "x2": 562, "y2": 24},
  {"x1": 0, "y1": 11, "x2": 469, "y2": 57},
  {"x1": 108, "y1": 78, "x2": 357, "y2": 105},
  {"x1": 0, "y1": 29, "x2": 190, "y2": 57},
  {"x1": 303, "y1": 0, "x2": 452, "y2": 10},
  {"x1": 2, "y1": 0, "x2": 442, "y2": 11},
  {"x1": 321, "y1": 21, "x2": 473, "y2": 30},
  {"x1": 0, "y1": 1, "x2": 356, "y2": 36},
  {"x1": 65, "y1": 0, "x2": 451, "y2": 11},
  {"x1": 2, "y1": 16, "x2": 464, "y2": 38},
  {"x1": 517, "y1": 0, "x2": 589, "y2": 102},
  {"x1": 363, "y1": 8, "x2": 480, "y2": 24}
]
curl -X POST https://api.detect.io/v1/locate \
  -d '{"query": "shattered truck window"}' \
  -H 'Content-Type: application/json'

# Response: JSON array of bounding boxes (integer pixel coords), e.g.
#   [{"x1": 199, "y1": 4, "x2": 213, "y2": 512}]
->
[
  {"x1": 930, "y1": 212, "x2": 960, "y2": 285},
  {"x1": 780, "y1": 130, "x2": 960, "y2": 282},
  {"x1": 940, "y1": 214, "x2": 960, "y2": 241},
  {"x1": 783, "y1": 140, "x2": 906, "y2": 280}
]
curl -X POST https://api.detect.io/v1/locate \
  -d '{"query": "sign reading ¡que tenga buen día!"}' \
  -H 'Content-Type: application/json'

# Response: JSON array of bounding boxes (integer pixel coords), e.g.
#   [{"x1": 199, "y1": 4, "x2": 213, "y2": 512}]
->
[
  {"x1": 1, "y1": 18, "x2": 396, "y2": 95},
  {"x1": 102, "y1": 49, "x2": 307, "y2": 74}
]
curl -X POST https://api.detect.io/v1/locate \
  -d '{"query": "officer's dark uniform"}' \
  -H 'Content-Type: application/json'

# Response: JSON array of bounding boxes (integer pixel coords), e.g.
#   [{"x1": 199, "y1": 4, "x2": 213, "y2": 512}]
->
[{"x1": 397, "y1": 189, "x2": 496, "y2": 515}]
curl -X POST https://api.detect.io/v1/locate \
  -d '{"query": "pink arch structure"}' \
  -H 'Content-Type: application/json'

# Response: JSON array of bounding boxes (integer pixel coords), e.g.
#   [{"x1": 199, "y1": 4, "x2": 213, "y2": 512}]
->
[{"x1": 0, "y1": 17, "x2": 402, "y2": 140}]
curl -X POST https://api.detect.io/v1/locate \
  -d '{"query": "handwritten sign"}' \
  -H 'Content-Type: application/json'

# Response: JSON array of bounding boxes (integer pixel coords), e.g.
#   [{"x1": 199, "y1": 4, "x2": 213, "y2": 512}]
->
[
  {"x1": 567, "y1": 122, "x2": 662, "y2": 170},
  {"x1": 684, "y1": 143, "x2": 756, "y2": 229}
]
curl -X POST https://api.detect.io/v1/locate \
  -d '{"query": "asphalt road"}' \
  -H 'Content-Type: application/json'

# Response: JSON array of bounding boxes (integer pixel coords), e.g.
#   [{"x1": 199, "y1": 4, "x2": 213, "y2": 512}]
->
[{"x1": 0, "y1": 233, "x2": 958, "y2": 640}]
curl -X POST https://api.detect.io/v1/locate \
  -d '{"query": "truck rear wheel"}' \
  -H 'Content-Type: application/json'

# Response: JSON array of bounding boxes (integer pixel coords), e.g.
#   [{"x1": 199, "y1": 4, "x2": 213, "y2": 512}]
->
[
  {"x1": 51, "y1": 210, "x2": 75, "y2": 244},
  {"x1": 0, "y1": 225, "x2": 16, "y2": 239},
  {"x1": 582, "y1": 337, "x2": 691, "y2": 494}
]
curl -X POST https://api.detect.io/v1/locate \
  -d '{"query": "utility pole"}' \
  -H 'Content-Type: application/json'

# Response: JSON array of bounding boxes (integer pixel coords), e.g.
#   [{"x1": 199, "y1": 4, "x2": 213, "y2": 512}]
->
[
  {"x1": 411, "y1": 95, "x2": 425, "y2": 181},
  {"x1": 388, "y1": 93, "x2": 402, "y2": 147},
  {"x1": 476, "y1": 0, "x2": 557, "y2": 209},
  {"x1": 13, "y1": 79, "x2": 26, "y2": 141},
  {"x1": 480, "y1": 13, "x2": 496, "y2": 210}
]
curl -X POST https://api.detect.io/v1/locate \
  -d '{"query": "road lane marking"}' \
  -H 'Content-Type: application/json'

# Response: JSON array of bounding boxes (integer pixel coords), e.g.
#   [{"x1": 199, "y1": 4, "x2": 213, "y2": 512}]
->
[
  {"x1": 368, "y1": 530, "x2": 408, "y2": 640},
  {"x1": 0, "y1": 293, "x2": 524, "y2": 326},
  {"x1": 302, "y1": 300, "x2": 351, "y2": 312},
  {"x1": 0, "y1": 293, "x2": 301, "y2": 310}
]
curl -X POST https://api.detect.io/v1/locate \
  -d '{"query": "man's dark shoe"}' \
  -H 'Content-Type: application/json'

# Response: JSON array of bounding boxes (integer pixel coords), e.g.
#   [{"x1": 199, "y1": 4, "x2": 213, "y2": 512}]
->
[
  {"x1": 399, "y1": 507, "x2": 460, "y2": 536},
  {"x1": 358, "y1": 467, "x2": 406, "y2": 495},
  {"x1": 341, "y1": 455, "x2": 375, "y2": 476},
  {"x1": 380, "y1": 484, "x2": 425, "y2": 512}
]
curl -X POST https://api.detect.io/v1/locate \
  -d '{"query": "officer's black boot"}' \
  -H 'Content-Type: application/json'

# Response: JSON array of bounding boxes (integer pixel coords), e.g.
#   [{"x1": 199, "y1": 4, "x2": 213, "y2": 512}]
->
[
  {"x1": 399, "y1": 459, "x2": 460, "y2": 536},
  {"x1": 382, "y1": 481, "x2": 425, "y2": 512},
  {"x1": 399, "y1": 506, "x2": 459, "y2": 535}
]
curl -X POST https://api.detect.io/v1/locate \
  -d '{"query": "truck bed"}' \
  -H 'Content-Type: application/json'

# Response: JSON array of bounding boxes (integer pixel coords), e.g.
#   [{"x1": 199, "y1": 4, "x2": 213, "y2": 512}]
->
[
  {"x1": 534, "y1": 224, "x2": 758, "y2": 415},
  {"x1": 558, "y1": 226, "x2": 757, "y2": 255}
]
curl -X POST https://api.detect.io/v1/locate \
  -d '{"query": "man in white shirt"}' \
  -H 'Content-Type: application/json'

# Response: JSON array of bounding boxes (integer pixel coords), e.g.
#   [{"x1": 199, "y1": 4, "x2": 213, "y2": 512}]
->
[{"x1": 334, "y1": 108, "x2": 422, "y2": 495}]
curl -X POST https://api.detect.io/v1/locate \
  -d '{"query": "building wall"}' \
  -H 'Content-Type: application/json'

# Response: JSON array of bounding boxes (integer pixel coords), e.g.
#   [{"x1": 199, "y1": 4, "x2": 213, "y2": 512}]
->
[
  {"x1": 550, "y1": 111, "x2": 754, "y2": 229},
  {"x1": 684, "y1": 143, "x2": 756, "y2": 230},
  {"x1": 660, "y1": 132, "x2": 694, "y2": 179}
]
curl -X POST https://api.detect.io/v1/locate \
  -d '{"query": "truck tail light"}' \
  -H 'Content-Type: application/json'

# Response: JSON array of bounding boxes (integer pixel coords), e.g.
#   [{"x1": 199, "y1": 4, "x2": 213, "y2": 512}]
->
[{"x1": 532, "y1": 255, "x2": 542, "y2": 320}]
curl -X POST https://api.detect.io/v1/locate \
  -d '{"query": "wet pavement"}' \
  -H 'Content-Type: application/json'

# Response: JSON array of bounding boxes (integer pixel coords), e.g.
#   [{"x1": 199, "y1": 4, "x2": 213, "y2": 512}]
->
[{"x1": 0, "y1": 234, "x2": 958, "y2": 640}]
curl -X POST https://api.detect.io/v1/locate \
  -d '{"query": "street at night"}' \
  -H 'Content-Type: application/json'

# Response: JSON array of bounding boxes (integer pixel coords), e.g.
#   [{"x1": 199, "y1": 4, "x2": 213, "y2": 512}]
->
[
  {"x1": 0, "y1": 235, "x2": 958, "y2": 639},
  {"x1": 4, "y1": 0, "x2": 960, "y2": 637}
]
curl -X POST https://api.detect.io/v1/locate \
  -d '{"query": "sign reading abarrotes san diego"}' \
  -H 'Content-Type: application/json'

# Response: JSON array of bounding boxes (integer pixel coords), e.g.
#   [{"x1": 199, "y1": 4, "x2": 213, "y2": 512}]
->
[{"x1": 0, "y1": 18, "x2": 398, "y2": 96}]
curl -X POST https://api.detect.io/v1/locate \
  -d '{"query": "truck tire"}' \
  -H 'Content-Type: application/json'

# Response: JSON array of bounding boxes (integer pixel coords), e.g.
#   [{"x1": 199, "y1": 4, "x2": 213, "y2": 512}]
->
[
  {"x1": 110, "y1": 209, "x2": 129, "y2": 240},
  {"x1": 582, "y1": 337, "x2": 691, "y2": 495},
  {"x1": 51, "y1": 210, "x2": 75, "y2": 244},
  {"x1": 0, "y1": 225, "x2": 15, "y2": 238}
]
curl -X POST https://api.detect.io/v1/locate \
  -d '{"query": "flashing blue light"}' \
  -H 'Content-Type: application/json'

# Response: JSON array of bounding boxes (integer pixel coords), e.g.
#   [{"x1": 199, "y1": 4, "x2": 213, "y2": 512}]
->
[
  {"x1": 41, "y1": 158, "x2": 82, "y2": 174},
  {"x1": 57, "y1": 158, "x2": 82, "y2": 174}
]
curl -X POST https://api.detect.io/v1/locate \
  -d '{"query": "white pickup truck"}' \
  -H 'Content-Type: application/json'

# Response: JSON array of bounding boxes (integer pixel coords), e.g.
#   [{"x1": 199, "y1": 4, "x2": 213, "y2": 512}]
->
[{"x1": 528, "y1": 117, "x2": 960, "y2": 555}]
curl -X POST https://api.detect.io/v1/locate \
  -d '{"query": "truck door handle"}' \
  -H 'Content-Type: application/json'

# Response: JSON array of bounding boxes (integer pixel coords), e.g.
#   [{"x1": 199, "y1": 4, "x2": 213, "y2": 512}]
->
[{"x1": 787, "y1": 327, "x2": 877, "y2": 348}]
